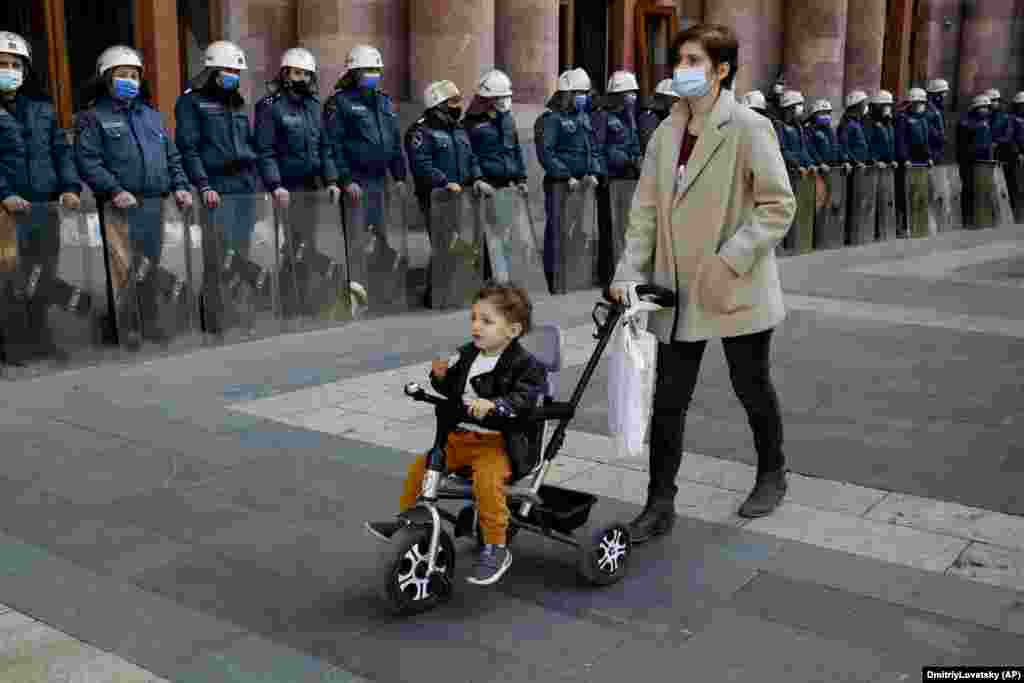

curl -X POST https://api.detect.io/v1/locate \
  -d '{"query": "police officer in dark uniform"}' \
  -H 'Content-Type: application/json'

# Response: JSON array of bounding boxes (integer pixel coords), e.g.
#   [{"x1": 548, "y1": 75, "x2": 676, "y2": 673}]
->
[
  {"x1": 895, "y1": 89, "x2": 933, "y2": 167},
  {"x1": 866, "y1": 90, "x2": 898, "y2": 169},
  {"x1": 255, "y1": 47, "x2": 340, "y2": 316},
  {"x1": 1012, "y1": 92, "x2": 1024, "y2": 161},
  {"x1": 638, "y1": 79, "x2": 680, "y2": 157},
  {"x1": 774, "y1": 90, "x2": 813, "y2": 174},
  {"x1": 75, "y1": 45, "x2": 193, "y2": 350},
  {"x1": 985, "y1": 88, "x2": 1020, "y2": 211},
  {"x1": 175, "y1": 40, "x2": 262, "y2": 335},
  {"x1": 593, "y1": 70, "x2": 640, "y2": 286},
  {"x1": 408, "y1": 79, "x2": 488, "y2": 307},
  {"x1": 925, "y1": 79, "x2": 950, "y2": 163},
  {"x1": 536, "y1": 67, "x2": 602, "y2": 292},
  {"x1": 0, "y1": 31, "x2": 85, "y2": 362},
  {"x1": 958, "y1": 94, "x2": 997, "y2": 224},
  {"x1": 805, "y1": 99, "x2": 849, "y2": 172},
  {"x1": 838, "y1": 90, "x2": 873, "y2": 166}
]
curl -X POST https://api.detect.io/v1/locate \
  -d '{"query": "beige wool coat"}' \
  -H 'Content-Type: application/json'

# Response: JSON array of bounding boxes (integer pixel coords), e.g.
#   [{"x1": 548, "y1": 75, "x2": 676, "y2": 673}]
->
[{"x1": 612, "y1": 89, "x2": 796, "y2": 342}]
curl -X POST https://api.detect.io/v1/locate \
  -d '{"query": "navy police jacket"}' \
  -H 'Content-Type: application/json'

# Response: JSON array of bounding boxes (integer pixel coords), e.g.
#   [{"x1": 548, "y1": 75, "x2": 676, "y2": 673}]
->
[
  {"x1": 592, "y1": 106, "x2": 640, "y2": 179},
  {"x1": 255, "y1": 89, "x2": 338, "y2": 191},
  {"x1": 75, "y1": 95, "x2": 189, "y2": 199},
  {"x1": 838, "y1": 116, "x2": 872, "y2": 164},
  {"x1": 174, "y1": 84, "x2": 259, "y2": 193},
  {"x1": 866, "y1": 118, "x2": 896, "y2": 164},
  {"x1": 0, "y1": 95, "x2": 81, "y2": 202},
  {"x1": 537, "y1": 108, "x2": 603, "y2": 180},
  {"x1": 462, "y1": 110, "x2": 527, "y2": 185},
  {"x1": 409, "y1": 111, "x2": 482, "y2": 190},
  {"x1": 324, "y1": 87, "x2": 406, "y2": 187}
]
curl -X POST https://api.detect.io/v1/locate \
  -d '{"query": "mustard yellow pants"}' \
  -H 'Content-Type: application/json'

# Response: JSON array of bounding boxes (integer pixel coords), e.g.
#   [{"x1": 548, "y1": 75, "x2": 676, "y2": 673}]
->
[{"x1": 400, "y1": 431, "x2": 512, "y2": 545}]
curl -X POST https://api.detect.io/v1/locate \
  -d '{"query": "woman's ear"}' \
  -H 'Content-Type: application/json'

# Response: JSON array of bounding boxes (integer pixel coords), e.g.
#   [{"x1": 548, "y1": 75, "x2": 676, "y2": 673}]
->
[{"x1": 717, "y1": 61, "x2": 731, "y2": 85}]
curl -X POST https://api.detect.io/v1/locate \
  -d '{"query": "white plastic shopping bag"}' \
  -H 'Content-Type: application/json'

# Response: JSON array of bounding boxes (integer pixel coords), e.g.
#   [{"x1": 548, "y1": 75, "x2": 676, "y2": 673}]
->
[{"x1": 607, "y1": 310, "x2": 657, "y2": 459}]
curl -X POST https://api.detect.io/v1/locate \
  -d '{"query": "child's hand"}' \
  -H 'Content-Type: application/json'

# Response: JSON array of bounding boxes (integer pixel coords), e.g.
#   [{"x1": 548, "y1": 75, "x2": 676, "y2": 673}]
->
[
  {"x1": 431, "y1": 357, "x2": 449, "y2": 379},
  {"x1": 467, "y1": 399, "x2": 495, "y2": 420}
]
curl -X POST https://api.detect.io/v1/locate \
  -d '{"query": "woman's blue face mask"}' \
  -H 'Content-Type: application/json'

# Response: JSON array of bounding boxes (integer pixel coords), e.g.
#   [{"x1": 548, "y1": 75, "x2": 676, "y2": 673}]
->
[
  {"x1": 574, "y1": 93, "x2": 591, "y2": 112},
  {"x1": 113, "y1": 78, "x2": 139, "y2": 100},
  {"x1": 815, "y1": 115, "x2": 831, "y2": 126},
  {"x1": 360, "y1": 73, "x2": 381, "y2": 90},
  {"x1": 219, "y1": 72, "x2": 240, "y2": 90}
]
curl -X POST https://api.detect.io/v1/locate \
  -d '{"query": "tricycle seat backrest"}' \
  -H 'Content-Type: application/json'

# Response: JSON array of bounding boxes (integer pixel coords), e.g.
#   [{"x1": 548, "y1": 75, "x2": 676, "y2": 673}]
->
[{"x1": 520, "y1": 323, "x2": 562, "y2": 401}]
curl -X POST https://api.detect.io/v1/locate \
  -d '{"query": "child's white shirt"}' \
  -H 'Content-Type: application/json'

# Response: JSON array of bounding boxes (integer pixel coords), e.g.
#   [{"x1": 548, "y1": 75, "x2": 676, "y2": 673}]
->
[{"x1": 461, "y1": 351, "x2": 502, "y2": 433}]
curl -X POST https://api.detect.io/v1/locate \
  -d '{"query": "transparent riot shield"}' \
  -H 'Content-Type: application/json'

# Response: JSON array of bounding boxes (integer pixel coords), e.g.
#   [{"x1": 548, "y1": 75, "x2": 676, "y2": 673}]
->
[
  {"x1": 846, "y1": 165, "x2": 879, "y2": 246},
  {"x1": 1, "y1": 201, "x2": 106, "y2": 370},
  {"x1": 199, "y1": 193, "x2": 279, "y2": 341},
  {"x1": 876, "y1": 166, "x2": 900, "y2": 241},
  {"x1": 1014, "y1": 158, "x2": 1024, "y2": 224},
  {"x1": 928, "y1": 166, "x2": 952, "y2": 234},
  {"x1": 548, "y1": 181, "x2": 598, "y2": 294},
  {"x1": 276, "y1": 190, "x2": 349, "y2": 327},
  {"x1": 813, "y1": 166, "x2": 847, "y2": 250},
  {"x1": 342, "y1": 179, "x2": 410, "y2": 316},
  {"x1": 427, "y1": 187, "x2": 483, "y2": 310},
  {"x1": 905, "y1": 165, "x2": 936, "y2": 238},
  {"x1": 478, "y1": 187, "x2": 549, "y2": 297},
  {"x1": 783, "y1": 170, "x2": 815, "y2": 255},
  {"x1": 129, "y1": 197, "x2": 203, "y2": 348},
  {"x1": 947, "y1": 165, "x2": 964, "y2": 231},
  {"x1": 971, "y1": 160, "x2": 1014, "y2": 229},
  {"x1": 607, "y1": 179, "x2": 638, "y2": 280},
  {"x1": 404, "y1": 186, "x2": 431, "y2": 308}
]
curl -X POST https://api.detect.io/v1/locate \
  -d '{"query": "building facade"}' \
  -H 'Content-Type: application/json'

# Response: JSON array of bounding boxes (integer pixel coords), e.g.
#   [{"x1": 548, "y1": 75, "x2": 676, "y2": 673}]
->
[{"x1": 3, "y1": 0, "x2": 1022, "y2": 131}]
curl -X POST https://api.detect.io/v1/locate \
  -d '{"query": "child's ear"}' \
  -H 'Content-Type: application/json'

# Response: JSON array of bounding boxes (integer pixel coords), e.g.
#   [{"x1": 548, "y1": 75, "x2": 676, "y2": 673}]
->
[{"x1": 509, "y1": 322, "x2": 524, "y2": 338}]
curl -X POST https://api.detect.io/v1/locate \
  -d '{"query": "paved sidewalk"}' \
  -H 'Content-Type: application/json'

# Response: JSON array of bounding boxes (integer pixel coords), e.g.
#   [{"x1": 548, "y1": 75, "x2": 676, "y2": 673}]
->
[{"x1": 1, "y1": 225, "x2": 1023, "y2": 681}]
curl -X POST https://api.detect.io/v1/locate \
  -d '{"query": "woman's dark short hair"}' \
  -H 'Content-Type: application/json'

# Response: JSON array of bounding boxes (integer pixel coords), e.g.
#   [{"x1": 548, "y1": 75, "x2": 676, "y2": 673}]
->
[
  {"x1": 670, "y1": 23, "x2": 739, "y2": 91},
  {"x1": 474, "y1": 281, "x2": 533, "y2": 336}
]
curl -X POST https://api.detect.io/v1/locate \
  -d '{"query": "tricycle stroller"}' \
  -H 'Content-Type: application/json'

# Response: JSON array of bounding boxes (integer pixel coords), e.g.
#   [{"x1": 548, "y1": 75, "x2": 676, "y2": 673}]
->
[{"x1": 377, "y1": 284, "x2": 675, "y2": 615}]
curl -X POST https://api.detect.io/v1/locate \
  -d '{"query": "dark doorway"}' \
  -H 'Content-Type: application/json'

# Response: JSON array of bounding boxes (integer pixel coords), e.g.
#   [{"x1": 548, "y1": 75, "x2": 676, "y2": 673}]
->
[
  {"x1": 574, "y1": 1, "x2": 608, "y2": 93},
  {"x1": 64, "y1": 0, "x2": 136, "y2": 113}
]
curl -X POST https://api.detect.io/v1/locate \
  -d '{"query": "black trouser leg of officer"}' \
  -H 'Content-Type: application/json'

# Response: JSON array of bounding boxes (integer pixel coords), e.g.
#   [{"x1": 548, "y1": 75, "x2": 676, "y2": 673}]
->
[{"x1": 595, "y1": 177, "x2": 614, "y2": 287}]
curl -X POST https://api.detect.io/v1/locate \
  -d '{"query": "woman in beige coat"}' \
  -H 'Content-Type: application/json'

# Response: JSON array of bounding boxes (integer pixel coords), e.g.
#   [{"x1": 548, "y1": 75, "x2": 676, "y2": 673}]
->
[{"x1": 610, "y1": 24, "x2": 796, "y2": 542}]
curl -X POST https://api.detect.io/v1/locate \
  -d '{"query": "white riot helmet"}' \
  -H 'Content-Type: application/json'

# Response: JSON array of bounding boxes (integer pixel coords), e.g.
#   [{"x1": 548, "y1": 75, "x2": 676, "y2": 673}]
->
[
  {"x1": 926, "y1": 78, "x2": 949, "y2": 94},
  {"x1": 557, "y1": 68, "x2": 591, "y2": 92},
  {"x1": 871, "y1": 90, "x2": 894, "y2": 105},
  {"x1": 742, "y1": 91, "x2": 767, "y2": 110},
  {"x1": 907, "y1": 88, "x2": 927, "y2": 104},
  {"x1": 96, "y1": 45, "x2": 144, "y2": 77},
  {"x1": 985, "y1": 88, "x2": 1001, "y2": 101},
  {"x1": 780, "y1": 90, "x2": 804, "y2": 109},
  {"x1": 607, "y1": 70, "x2": 639, "y2": 94},
  {"x1": 423, "y1": 80, "x2": 460, "y2": 110},
  {"x1": 809, "y1": 99, "x2": 833, "y2": 116},
  {"x1": 204, "y1": 41, "x2": 247, "y2": 70},
  {"x1": 655, "y1": 78, "x2": 679, "y2": 99},
  {"x1": 845, "y1": 90, "x2": 868, "y2": 108},
  {"x1": 1014, "y1": 92, "x2": 1024, "y2": 105},
  {"x1": 971, "y1": 94, "x2": 992, "y2": 110},
  {"x1": 0, "y1": 32, "x2": 31, "y2": 66},
  {"x1": 281, "y1": 47, "x2": 316, "y2": 73},
  {"x1": 344, "y1": 45, "x2": 384, "y2": 74},
  {"x1": 478, "y1": 69, "x2": 513, "y2": 98}
]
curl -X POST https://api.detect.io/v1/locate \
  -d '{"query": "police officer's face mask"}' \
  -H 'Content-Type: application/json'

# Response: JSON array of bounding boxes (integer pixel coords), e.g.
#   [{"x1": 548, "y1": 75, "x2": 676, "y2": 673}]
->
[
  {"x1": 913, "y1": 103, "x2": 927, "y2": 114},
  {"x1": 494, "y1": 96, "x2": 512, "y2": 113},
  {"x1": 0, "y1": 63, "x2": 23, "y2": 93},
  {"x1": 815, "y1": 114, "x2": 831, "y2": 126},
  {"x1": 113, "y1": 77, "x2": 140, "y2": 101},
  {"x1": 790, "y1": 105, "x2": 804, "y2": 120},
  {"x1": 574, "y1": 93, "x2": 591, "y2": 113},
  {"x1": 883, "y1": 106, "x2": 893, "y2": 118},
  {"x1": 359, "y1": 72, "x2": 381, "y2": 90},
  {"x1": 218, "y1": 71, "x2": 241, "y2": 91}
]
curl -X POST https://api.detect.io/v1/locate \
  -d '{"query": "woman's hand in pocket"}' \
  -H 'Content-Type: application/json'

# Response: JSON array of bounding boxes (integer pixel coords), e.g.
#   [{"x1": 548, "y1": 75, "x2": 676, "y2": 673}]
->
[{"x1": 700, "y1": 255, "x2": 741, "y2": 314}]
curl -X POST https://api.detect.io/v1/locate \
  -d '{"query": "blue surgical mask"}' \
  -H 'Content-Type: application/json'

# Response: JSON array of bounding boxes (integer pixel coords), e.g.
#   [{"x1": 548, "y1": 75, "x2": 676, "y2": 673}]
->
[
  {"x1": 113, "y1": 78, "x2": 139, "y2": 100},
  {"x1": 574, "y1": 94, "x2": 591, "y2": 113},
  {"x1": 360, "y1": 73, "x2": 381, "y2": 90},
  {"x1": 624, "y1": 93, "x2": 638, "y2": 105},
  {"x1": 219, "y1": 72, "x2": 240, "y2": 90},
  {"x1": 672, "y1": 66, "x2": 711, "y2": 99},
  {"x1": 0, "y1": 68, "x2": 23, "y2": 92},
  {"x1": 816, "y1": 115, "x2": 831, "y2": 126}
]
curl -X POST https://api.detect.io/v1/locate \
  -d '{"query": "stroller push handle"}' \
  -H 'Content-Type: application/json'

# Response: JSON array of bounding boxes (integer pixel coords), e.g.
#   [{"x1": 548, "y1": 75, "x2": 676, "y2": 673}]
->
[{"x1": 601, "y1": 283, "x2": 676, "y2": 309}]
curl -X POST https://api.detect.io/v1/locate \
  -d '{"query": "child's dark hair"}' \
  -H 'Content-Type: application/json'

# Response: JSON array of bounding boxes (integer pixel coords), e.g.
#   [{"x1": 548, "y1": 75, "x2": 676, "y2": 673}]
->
[{"x1": 473, "y1": 281, "x2": 533, "y2": 336}]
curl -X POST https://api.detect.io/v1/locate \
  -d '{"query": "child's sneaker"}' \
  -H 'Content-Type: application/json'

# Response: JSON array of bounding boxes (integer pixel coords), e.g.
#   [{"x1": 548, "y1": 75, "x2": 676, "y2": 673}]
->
[
  {"x1": 466, "y1": 544, "x2": 512, "y2": 585},
  {"x1": 364, "y1": 520, "x2": 402, "y2": 542}
]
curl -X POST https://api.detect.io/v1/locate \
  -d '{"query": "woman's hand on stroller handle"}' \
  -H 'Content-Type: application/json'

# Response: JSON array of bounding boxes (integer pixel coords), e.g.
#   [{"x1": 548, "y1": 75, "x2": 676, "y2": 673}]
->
[{"x1": 603, "y1": 283, "x2": 675, "y2": 310}]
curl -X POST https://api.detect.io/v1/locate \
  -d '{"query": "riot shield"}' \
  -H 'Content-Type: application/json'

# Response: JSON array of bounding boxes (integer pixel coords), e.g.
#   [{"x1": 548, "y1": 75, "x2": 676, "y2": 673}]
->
[
  {"x1": 130, "y1": 197, "x2": 203, "y2": 348},
  {"x1": 1, "y1": 201, "x2": 106, "y2": 369},
  {"x1": 905, "y1": 165, "x2": 936, "y2": 238},
  {"x1": 199, "y1": 193, "x2": 278, "y2": 341},
  {"x1": 427, "y1": 188, "x2": 483, "y2": 310},
  {"x1": 947, "y1": 165, "x2": 964, "y2": 231},
  {"x1": 342, "y1": 179, "x2": 410, "y2": 315},
  {"x1": 607, "y1": 179, "x2": 638, "y2": 280},
  {"x1": 478, "y1": 187, "x2": 549, "y2": 297},
  {"x1": 928, "y1": 166, "x2": 951, "y2": 233},
  {"x1": 846, "y1": 165, "x2": 879, "y2": 246},
  {"x1": 813, "y1": 167, "x2": 847, "y2": 251},
  {"x1": 547, "y1": 181, "x2": 598, "y2": 293},
  {"x1": 1015, "y1": 158, "x2": 1024, "y2": 223},
  {"x1": 876, "y1": 166, "x2": 900, "y2": 241},
  {"x1": 276, "y1": 191, "x2": 351, "y2": 326},
  {"x1": 782, "y1": 170, "x2": 815, "y2": 255},
  {"x1": 971, "y1": 161, "x2": 1014, "y2": 229}
]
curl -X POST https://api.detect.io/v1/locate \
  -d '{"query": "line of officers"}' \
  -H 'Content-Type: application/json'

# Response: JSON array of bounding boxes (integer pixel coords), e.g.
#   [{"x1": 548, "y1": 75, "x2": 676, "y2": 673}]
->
[
  {"x1": 743, "y1": 80, "x2": 1024, "y2": 222},
  {"x1": 1, "y1": 28, "x2": 680, "y2": 360}
]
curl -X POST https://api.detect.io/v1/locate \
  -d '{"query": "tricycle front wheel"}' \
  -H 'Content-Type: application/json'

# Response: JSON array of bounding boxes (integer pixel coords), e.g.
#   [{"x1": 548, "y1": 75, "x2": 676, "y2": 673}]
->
[
  {"x1": 577, "y1": 523, "x2": 631, "y2": 586},
  {"x1": 382, "y1": 526, "x2": 456, "y2": 615}
]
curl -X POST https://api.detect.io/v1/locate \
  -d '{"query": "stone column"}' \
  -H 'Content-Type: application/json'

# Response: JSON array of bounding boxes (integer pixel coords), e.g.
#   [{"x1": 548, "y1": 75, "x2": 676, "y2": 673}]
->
[
  {"x1": 298, "y1": 0, "x2": 409, "y2": 102},
  {"x1": 843, "y1": 0, "x2": 886, "y2": 95},
  {"x1": 958, "y1": 0, "x2": 1017, "y2": 107},
  {"x1": 783, "y1": 0, "x2": 849, "y2": 112},
  {"x1": 495, "y1": 0, "x2": 557, "y2": 105},
  {"x1": 410, "y1": 0, "x2": 495, "y2": 106},
  {"x1": 705, "y1": 0, "x2": 785, "y2": 96}
]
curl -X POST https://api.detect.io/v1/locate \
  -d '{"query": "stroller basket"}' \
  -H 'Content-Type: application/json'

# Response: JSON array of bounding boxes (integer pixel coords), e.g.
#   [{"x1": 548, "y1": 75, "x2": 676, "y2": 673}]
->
[{"x1": 526, "y1": 485, "x2": 598, "y2": 534}]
